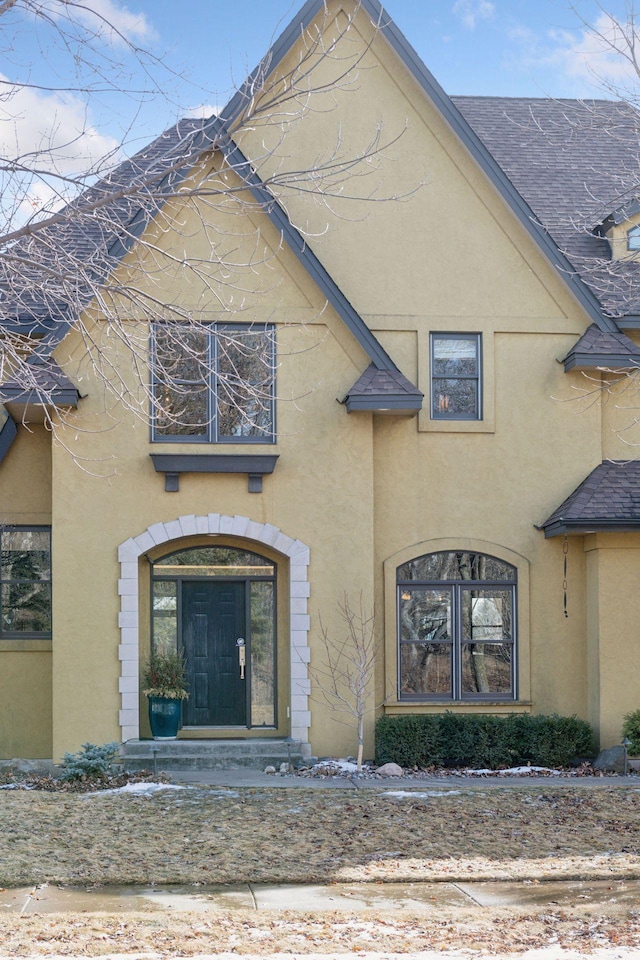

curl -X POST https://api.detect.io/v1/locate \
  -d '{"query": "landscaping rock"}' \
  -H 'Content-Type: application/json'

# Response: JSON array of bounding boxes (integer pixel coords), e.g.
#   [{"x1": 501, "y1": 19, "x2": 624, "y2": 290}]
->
[
  {"x1": 376, "y1": 762, "x2": 403, "y2": 777},
  {"x1": 279, "y1": 762, "x2": 289, "y2": 774},
  {"x1": 264, "y1": 765, "x2": 276, "y2": 775},
  {"x1": 593, "y1": 745, "x2": 626, "y2": 774}
]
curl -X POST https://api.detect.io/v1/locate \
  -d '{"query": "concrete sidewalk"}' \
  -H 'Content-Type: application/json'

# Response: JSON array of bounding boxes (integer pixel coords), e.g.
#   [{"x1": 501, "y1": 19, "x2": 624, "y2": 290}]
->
[
  {"x1": 3, "y1": 878, "x2": 640, "y2": 914},
  {"x1": 162, "y1": 768, "x2": 640, "y2": 789}
]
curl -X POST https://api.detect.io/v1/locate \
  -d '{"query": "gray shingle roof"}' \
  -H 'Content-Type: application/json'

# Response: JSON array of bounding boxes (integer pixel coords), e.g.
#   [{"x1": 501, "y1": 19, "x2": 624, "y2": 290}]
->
[
  {"x1": 542, "y1": 460, "x2": 640, "y2": 536},
  {"x1": 562, "y1": 323, "x2": 640, "y2": 370},
  {"x1": 0, "y1": 357, "x2": 80, "y2": 406},
  {"x1": 343, "y1": 362, "x2": 424, "y2": 413},
  {"x1": 0, "y1": 116, "x2": 208, "y2": 329},
  {"x1": 453, "y1": 96, "x2": 640, "y2": 318}
]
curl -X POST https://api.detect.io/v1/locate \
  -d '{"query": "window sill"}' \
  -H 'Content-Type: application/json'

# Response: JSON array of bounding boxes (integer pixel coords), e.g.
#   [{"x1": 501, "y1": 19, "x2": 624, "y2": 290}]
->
[
  {"x1": 384, "y1": 700, "x2": 531, "y2": 713},
  {"x1": 0, "y1": 638, "x2": 52, "y2": 652}
]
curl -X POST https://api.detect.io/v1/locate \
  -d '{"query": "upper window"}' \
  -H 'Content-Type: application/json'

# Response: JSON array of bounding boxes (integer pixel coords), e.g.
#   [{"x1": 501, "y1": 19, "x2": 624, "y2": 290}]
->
[
  {"x1": 152, "y1": 323, "x2": 275, "y2": 443},
  {"x1": 397, "y1": 551, "x2": 515, "y2": 701},
  {"x1": 0, "y1": 527, "x2": 51, "y2": 638},
  {"x1": 431, "y1": 334, "x2": 481, "y2": 420},
  {"x1": 628, "y1": 225, "x2": 640, "y2": 251}
]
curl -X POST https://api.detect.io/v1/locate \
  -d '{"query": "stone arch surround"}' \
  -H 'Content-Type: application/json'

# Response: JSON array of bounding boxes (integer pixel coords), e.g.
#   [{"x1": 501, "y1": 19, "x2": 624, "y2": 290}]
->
[{"x1": 117, "y1": 514, "x2": 311, "y2": 749}]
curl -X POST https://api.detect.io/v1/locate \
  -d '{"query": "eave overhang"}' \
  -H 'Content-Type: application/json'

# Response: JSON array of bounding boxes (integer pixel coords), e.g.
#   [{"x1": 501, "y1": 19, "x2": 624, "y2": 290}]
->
[
  {"x1": 0, "y1": 412, "x2": 17, "y2": 464},
  {"x1": 541, "y1": 460, "x2": 640, "y2": 538},
  {"x1": 564, "y1": 352, "x2": 640, "y2": 372},
  {"x1": 343, "y1": 393, "x2": 423, "y2": 415},
  {"x1": 543, "y1": 518, "x2": 640, "y2": 538}
]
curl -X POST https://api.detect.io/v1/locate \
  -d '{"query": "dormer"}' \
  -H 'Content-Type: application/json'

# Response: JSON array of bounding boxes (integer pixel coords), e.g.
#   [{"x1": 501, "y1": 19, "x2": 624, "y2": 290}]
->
[{"x1": 594, "y1": 200, "x2": 640, "y2": 261}]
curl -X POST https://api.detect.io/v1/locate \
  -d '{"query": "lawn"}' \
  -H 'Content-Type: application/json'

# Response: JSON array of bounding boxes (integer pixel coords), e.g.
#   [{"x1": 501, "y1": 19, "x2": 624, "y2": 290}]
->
[
  {"x1": 2, "y1": 782, "x2": 640, "y2": 956},
  {"x1": 1, "y1": 782, "x2": 639, "y2": 886}
]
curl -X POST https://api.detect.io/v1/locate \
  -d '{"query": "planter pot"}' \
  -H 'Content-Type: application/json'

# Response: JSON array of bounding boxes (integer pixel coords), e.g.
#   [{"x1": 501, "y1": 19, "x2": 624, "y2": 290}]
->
[{"x1": 148, "y1": 696, "x2": 182, "y2": 740}]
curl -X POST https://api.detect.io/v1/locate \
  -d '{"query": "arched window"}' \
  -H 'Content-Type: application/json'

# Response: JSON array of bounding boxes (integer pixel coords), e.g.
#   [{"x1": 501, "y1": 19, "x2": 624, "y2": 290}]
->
[
  {"x1": 397, "y1": 551, "x2": 516, "y2": 701},
  {"x1": 628, "y1": 225, "x2": 640, "y2": 251}
]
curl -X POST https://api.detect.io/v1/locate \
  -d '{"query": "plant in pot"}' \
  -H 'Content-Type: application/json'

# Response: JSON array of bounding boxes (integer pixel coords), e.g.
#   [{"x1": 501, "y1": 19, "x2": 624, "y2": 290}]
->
[{"x1": 143, "y1": 652, "x2": 189, "y2": 740}]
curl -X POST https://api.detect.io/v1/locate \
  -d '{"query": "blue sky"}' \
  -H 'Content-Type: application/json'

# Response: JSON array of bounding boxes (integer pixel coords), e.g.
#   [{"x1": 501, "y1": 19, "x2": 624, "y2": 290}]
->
[
  {"x1": 1, "y1": 0, "x2": 637, "y2": 214},
  {"x1": 142, "y1": 0, "x2": 636, "y2": 109}
]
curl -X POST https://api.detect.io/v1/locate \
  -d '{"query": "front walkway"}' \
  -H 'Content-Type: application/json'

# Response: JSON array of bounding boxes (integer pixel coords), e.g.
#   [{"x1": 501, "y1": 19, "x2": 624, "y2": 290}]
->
[{"x1": 4, "y1": 877, "x2": 640, "y2": 913}]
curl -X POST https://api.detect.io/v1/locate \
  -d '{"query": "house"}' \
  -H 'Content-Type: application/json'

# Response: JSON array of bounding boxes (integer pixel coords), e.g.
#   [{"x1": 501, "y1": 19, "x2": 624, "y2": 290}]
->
[{"x1": 3, "y1": 0, "x2": 640, "y2": 764}]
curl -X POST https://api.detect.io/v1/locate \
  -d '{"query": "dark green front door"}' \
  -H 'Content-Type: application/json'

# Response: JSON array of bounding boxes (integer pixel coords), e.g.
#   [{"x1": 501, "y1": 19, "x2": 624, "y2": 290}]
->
[{"x1": 182, "y1": 581, "x2": 246, "y2": 726}]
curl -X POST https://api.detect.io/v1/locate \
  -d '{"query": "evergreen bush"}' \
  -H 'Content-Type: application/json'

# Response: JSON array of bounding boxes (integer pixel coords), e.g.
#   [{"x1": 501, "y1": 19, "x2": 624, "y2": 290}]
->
[
  {"x1": 622, "y1": 709, "x2": 640, "y2": 755},
  {"x1": 375, "y1": 713, "x2": 595, "y2": 769},
  {"x1": 60, "y1": 741, "x2": 121, "y2": 781}
]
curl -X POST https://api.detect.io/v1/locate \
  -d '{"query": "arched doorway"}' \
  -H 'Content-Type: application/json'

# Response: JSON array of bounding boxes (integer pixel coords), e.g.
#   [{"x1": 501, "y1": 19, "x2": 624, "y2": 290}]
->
[
  {"x1": 151, "y1": 545, "x2": 276, "y2": 728},
  {"x1": 117, "y1": 513, "x2": 311, "y2": 750}
]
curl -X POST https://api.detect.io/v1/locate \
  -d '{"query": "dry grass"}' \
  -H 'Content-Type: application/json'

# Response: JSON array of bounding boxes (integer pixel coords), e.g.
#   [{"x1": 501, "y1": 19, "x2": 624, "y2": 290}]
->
[
  {"x1": 1, "y1": 784, "x2": 640, "y2": 886},
  {"x1": 1, "y1": 906, "x2": 640, "y2": 956}
]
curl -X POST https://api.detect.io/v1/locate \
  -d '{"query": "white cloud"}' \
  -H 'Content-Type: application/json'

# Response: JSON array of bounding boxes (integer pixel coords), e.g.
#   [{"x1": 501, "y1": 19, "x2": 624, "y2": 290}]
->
[
  {"x1": 183, "y1": 103, "x2": 219, "y2": 119},
  {"x1": 549, "y1": 13, "x2": 640, "y2": 89},
  {"x1": 38, "y1": 0, "x2": 155, "y2": 48},
  {"x1": 452, "y1": 0, "x2": 495, "y2": 31},
  {"x1": 0, "y1": 75, "x2": 119, "y2": 220}
]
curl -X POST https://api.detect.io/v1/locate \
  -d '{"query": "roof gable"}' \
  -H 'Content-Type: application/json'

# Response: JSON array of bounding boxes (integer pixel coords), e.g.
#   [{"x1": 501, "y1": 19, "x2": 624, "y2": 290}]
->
[{"x1": 2, "y1": 0, "x2": 634, "y2": 386}]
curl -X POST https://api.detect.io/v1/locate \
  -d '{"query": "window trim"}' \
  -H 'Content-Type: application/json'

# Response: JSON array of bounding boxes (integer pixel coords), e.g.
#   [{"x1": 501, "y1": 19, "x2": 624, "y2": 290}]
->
[
  {"x1": 151, "y1": 322, "x2": 276, "y2": 444},
  {"x1": 430, "y1": 332, "x2": 482, "y2": 421},
  {"x1": 628, "y1": 225, "x2": 640, "y2": 251},
  {"x1": 396, "y1": 551, "x2": 517, "y2": 703},
  {"x1": 0, "y1": 525, "x2": 52, "y2": 640}
]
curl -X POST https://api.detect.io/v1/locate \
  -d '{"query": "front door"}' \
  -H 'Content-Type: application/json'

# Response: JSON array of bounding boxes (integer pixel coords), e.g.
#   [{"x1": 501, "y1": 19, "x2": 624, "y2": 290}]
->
[{"x1": 182, "y1": 580, "x2": 246, "y2": 726}]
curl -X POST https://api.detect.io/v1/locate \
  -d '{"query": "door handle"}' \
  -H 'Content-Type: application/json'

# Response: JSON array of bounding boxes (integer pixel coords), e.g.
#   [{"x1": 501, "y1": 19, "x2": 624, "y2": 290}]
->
[{"x1": 236, "y1": 637, "x2": 246, "y2": 679}]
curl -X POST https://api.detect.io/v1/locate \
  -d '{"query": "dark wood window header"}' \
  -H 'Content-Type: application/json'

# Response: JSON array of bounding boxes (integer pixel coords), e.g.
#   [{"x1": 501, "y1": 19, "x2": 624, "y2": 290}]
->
[{"x1": 150, "y1": 453, "x2": 279, "y2": 493}]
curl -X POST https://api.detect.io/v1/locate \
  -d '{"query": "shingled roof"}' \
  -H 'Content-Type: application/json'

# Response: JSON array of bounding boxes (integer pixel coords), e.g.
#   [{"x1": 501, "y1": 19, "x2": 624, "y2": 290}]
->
[
  {"x1": 342, "y1": 363, "x2": 423, "y2": 414},
  {"x1": 453, "y1": 96, "x2": 640, "y2": 320},
  {"x1": 562, "y1": 324, "x2": 640, "y2": 371},
  {"x1": 542, "y1": 460, "x2": 640, "y2": 537},
  {"x1": 0, "y1": 357, "x2": 80, "y2": 407},
  {"x1": 5, "y1": 3, "x2": 640, "y2": 419}
]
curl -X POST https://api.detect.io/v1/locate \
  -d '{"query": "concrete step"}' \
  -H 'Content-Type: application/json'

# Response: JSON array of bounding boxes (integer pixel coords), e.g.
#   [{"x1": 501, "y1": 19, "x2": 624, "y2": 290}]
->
[{"x1": 122, "y1": 738, "x2": 306, "y2": 772}]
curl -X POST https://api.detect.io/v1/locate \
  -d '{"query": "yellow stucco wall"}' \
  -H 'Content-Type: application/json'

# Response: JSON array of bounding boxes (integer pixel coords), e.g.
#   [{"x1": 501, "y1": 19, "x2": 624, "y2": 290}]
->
[
  {"x1": 3, "y1": 0, "x2": 639, "y2": 761},
  {"x1": 0, "y1": 426, "x2": 52, "y2": 758}
]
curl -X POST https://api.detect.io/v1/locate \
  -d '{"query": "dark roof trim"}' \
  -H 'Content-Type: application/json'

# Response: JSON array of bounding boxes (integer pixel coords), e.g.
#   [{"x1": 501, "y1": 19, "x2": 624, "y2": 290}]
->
[
  {"x1": 219, "y1": 0, "x2": 327, "y2": 128},
  {"x1": 0, "y1": 414, "x2": 17, "y2": 464},
  {"x1": 343, "y1": 393, "x2": 422, "y2": 414},
  {"x1": 543, "y1": 518, "x2": 640, "y2": 538},
  {"x1": 616, "y1": 316, "x2": 640, "y2": 329},
  {"x1": 0, "y1": 386, "x2": 80, "y2": 407},
  {"x1": 564, "y1": 352, "x2": 640, "y2": 371},
  {"x1": 150, "y1": 452, "x2": 279, "y2": 493},
  {"x1": 217, "y1": 133, "x2": 397, "y2": 371}
]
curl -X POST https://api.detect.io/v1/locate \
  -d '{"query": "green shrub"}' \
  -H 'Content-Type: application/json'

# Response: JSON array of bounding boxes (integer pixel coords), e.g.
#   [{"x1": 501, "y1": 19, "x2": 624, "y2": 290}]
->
[
  {"x1": 375, "y1": 713, "x2": 595, "y2": 769},
  {"x1": 622, "y1": 710, "x2": 640, "y2": 755},
  {"x1": 60, "y1": 742, "x2": 121, "y2": 781}
]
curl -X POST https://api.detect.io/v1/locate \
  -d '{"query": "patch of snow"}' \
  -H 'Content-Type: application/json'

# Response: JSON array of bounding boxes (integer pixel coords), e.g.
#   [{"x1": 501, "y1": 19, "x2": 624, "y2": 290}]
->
[
  {"x1": 0, "y1": 782, "x2": 33, "y2": 790},
  {"x1": 383, "y1": 790, "x2": 462, "y2": 798},
  {"x1": 82, "y1": 781, "x2": 189, "y2": 798},
  {"x1": 312, "y1": 759, "x2": 359, "y2": 774},
  {"x1": 464, "y1": 766, "x2": 562, "y2": 777}
]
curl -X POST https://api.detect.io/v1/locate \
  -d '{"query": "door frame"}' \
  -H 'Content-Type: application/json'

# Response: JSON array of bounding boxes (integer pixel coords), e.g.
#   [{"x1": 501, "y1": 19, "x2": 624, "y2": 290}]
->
[
  {"x1": 118, "y1": 514, "x2": 311, "y2": 751},
  {"x1": 156, "y1": 568, "x2": 278, "y2": 730}
]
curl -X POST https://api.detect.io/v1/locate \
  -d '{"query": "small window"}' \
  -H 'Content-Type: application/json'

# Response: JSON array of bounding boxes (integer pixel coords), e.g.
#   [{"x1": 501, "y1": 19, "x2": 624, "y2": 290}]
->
[
  {"x1": 152, "y1": 323, "x2": 275, "y2": 443},
  {"x1": 431, "y1": 333, "x2": 481, "y2": 420},
  {"x1": 397, "y1": 550, "x2": 516, "y2": 701},
  {"x1": 628, "y1": 225, "x2": 640, "y2": 251},
  {"x1": 0, "y1": 527, "x2": 52, "y2": 638}
]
